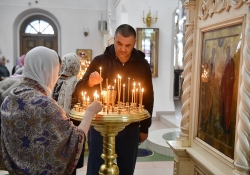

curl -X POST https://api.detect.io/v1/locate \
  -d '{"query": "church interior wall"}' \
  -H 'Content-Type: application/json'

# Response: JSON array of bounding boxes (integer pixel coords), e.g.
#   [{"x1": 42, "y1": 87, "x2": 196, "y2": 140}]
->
[{"x1": 0, "y1": 0, "x2": 178, "y2": 118}]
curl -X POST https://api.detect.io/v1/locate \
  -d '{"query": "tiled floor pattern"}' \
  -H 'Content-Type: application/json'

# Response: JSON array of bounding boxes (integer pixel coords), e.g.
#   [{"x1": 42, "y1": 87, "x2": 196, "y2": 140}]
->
[{"x1": 0, "y1": 100, "x2": 182, "y2": 175}]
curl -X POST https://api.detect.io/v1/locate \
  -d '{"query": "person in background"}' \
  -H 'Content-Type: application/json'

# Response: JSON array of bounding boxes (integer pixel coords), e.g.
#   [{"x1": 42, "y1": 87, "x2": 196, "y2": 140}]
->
[
  {"x1": 0, "y1": 54, "x2": 26, "y2": 106},
  {"x1": 72, "y1": 24, "x2": 154, "y2": 175},
  {"x1": 0, "y1": 76, "x2": 22, "y2": 105},
  {"x1": 11, "y1": 54, "x2": 25, "y2": 75},
  {"x1": 51, "y1": 52, "x2": 82, "y2": 175},
  {"x1": 51, "y1": 52, "x2": 80, "y2": 115},
  {"x1": 0, "y1": 46, "x2": 102, "y2": 175},
  {"x1": 0, "y1": 56, "x2": 10, "y2": 81}
]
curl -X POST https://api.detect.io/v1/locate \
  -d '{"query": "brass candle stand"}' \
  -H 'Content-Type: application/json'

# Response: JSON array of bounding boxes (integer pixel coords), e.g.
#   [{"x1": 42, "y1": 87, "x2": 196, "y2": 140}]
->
[{"x1": 69, "y1": 102, "x2": 150, "y2": 175}]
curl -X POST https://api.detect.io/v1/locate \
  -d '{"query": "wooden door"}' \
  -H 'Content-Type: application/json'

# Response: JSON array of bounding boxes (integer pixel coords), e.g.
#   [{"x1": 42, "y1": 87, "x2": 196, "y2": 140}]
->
[{"x1": 21, "y1": 34, "x2": 58, "y2": 55}]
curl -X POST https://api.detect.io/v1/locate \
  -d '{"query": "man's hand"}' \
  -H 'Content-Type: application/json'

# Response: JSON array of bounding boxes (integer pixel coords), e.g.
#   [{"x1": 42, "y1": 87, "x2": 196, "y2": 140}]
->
[
  {"x1": 88, "y1": 71, "x2": 103, "y2": 87},
  {"x1": 139, "y1": 132, "x2": 148, "y2": 144}
]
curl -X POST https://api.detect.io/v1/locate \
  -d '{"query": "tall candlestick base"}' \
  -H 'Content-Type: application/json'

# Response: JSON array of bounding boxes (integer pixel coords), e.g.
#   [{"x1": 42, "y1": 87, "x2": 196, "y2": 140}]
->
[{"x1": 68, "y1": 106, "x2": 150, "y2": 175}]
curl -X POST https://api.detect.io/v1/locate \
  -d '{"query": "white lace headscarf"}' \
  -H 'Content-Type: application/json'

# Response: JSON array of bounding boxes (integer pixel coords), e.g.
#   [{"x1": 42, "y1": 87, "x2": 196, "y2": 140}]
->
[
  {"x1": 60, "y1": 53, "x2": 80, "y2": 76},
  {"x1": 51, "y1": 53, "x2": 80, "y2": 114},
  {"x1": 22, "y1": 46, "x2": 60, "y2": 95}
]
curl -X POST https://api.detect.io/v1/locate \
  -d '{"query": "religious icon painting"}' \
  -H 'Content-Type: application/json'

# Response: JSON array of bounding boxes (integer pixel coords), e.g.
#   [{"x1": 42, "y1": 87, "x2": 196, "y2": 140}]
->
[{"x1": 198, "y1": 23, "x2": 242, "y2": 159}]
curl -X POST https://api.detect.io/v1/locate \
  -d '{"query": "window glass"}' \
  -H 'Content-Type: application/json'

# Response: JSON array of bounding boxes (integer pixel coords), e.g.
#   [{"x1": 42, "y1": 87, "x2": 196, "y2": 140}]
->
[{"x1": 24, "y1": 20, "x2": 54, "y2": 34}]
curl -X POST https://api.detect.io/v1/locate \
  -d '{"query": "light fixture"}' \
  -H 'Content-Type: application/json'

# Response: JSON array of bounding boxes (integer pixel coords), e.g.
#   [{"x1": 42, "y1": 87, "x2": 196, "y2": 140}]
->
[
  {"x1": 142, "y1": 6, "x2": 158, "y2": 27},
  {"x1": 83, "y1": 28, "x2": 89, "y2": 37}
]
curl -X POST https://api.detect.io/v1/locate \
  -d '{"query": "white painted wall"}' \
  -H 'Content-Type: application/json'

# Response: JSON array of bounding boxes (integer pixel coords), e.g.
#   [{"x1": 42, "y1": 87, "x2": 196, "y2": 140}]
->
[
  {"x1": 0, "y1": 0, "x2": 178, "y2": 118},
  {"x1": 0, "y1": 0, "x2": 107, "y2": 70}
]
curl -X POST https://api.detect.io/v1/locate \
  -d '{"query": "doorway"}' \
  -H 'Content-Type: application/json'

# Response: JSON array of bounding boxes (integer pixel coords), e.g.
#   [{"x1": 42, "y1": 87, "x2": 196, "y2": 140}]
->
[{"x1": 20, "y1": 15, "x2": 58, "y2": 55}]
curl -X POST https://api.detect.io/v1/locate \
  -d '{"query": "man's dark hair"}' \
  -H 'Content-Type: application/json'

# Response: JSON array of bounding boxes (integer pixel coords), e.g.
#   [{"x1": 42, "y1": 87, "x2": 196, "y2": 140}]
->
[{"x1": 115, "y1": 24, "x2": 136, "y2": 38}]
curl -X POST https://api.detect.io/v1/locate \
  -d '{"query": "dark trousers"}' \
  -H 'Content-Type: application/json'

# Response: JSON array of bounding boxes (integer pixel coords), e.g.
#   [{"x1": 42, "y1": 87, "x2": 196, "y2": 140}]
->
[{"x1": 86, "y1": 125, "x2": 140, "y2": 175}]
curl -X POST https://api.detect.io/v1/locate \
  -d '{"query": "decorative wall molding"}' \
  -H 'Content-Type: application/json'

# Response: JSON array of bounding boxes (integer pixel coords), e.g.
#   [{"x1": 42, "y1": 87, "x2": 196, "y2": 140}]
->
[
  {"x1": 198, "y1": 0, "x2": 246, "y2": 20},
  {"x1": 178, "y1": 0, "x2": 196, "y2": 146},
  {"x1": 233, "y1": 2, "x2": 250, "y2": 174}
]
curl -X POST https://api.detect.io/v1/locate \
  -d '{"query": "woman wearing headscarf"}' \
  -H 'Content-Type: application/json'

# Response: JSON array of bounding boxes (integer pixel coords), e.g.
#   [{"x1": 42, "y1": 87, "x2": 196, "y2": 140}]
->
[
  {"x1": 11, "y1": 54, "x2": 25, "y2": 75},
  {"x1": 51, "y1": 52, "x2": 80, "y2": 115},
  {"x1": 0, "y1": 55, "x2": 26, "y2": 106},
  {"x1": 0, "y1": 46, "x2": 102, "y2": 175},
  {"x1": 51, "y1": 52, "x2": 86, "y2": 175}
]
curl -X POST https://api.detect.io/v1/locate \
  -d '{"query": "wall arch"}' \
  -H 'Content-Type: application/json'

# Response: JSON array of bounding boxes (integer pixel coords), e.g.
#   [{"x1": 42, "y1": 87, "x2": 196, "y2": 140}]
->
[{"x1": 13, "y1": 8, "x2": 61, "y2": 63}]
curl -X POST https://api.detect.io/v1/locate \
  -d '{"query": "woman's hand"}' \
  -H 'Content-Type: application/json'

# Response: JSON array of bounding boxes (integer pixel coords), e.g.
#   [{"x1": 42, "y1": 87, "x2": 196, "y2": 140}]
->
[{"x1": 86, "y1": 100, "x2": 102, "y2": 115}]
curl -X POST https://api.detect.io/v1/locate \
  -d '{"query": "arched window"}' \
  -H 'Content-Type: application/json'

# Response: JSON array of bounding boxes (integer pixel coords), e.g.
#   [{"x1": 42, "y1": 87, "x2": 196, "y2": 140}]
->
[
  {"x1": 24, "y1": 19, "x2": 54, "y2": 34},
  {"x1": 20, "y1": 16, "x2": 58, "y2": 55}
]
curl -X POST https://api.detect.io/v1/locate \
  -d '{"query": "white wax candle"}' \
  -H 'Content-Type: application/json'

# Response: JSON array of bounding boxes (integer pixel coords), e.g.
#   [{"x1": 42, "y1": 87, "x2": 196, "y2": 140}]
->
[
  {"x1": 106, "y1": 78, "x2": 109, "y2": 105},
  {"x1": 123, "y1": 84, "x2": 125, "y2": 103},
  {"x1": 132, "y1": 90, "x2": 134, "y2": 103},
  {"x1": 100, "y1": 67, "x2": 102, "y2": 93},
  {"x1": 141, "y1": 88, "x2": 144, "y2": 106},
  {"x1": 128, "y1": 78, "x2": 130, "y2": 103}
]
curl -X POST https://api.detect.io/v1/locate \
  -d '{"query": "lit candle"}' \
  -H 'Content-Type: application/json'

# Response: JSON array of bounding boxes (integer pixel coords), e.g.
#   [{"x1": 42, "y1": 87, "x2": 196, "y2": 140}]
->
[
  {"x1": 139, "y1": 83, "x2": 141, "y2": 105},
  {"x1": 132, "y1": 89, "x2": 134, "y2": 103},
  {"x1": 82, "y1": 91, "x2": 86, "y2": 104},
  {"x1": 118, "y1": 75, "x2": 122, "y2": 105},
  {"x1": 100, "y1": 67, "x2": 102, "y2": 93},
  {"x1": 133, "y1": 82, "x2": 136, "y2": 104},
  {"x1": 94, "y1": 90, "x2": 97, "y2": 100},
  {"x1": 123, "y1": 84, "x2": 125, "y2": 103},
  {"x1": 106, "y1": 78, "x2": 109, "y2": 105},
  {"x1": 112, "y1": 86, "x2": 114, "y2": 106},
  {"x1": 136, "y1": 88, "x2": 138, "y2": 105},
  {"x1": 87, "y1": 96, "x2": 90, "y2": 106},
  {"x1": 141, "y1": 88, "x2": 144, "y2": 106},
  {"x1": 128, "y1": 77, "x2": 130, "y2": 103},
  {"x1": 120, "y1": 76, "x2": 122, "y2": 103}
]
